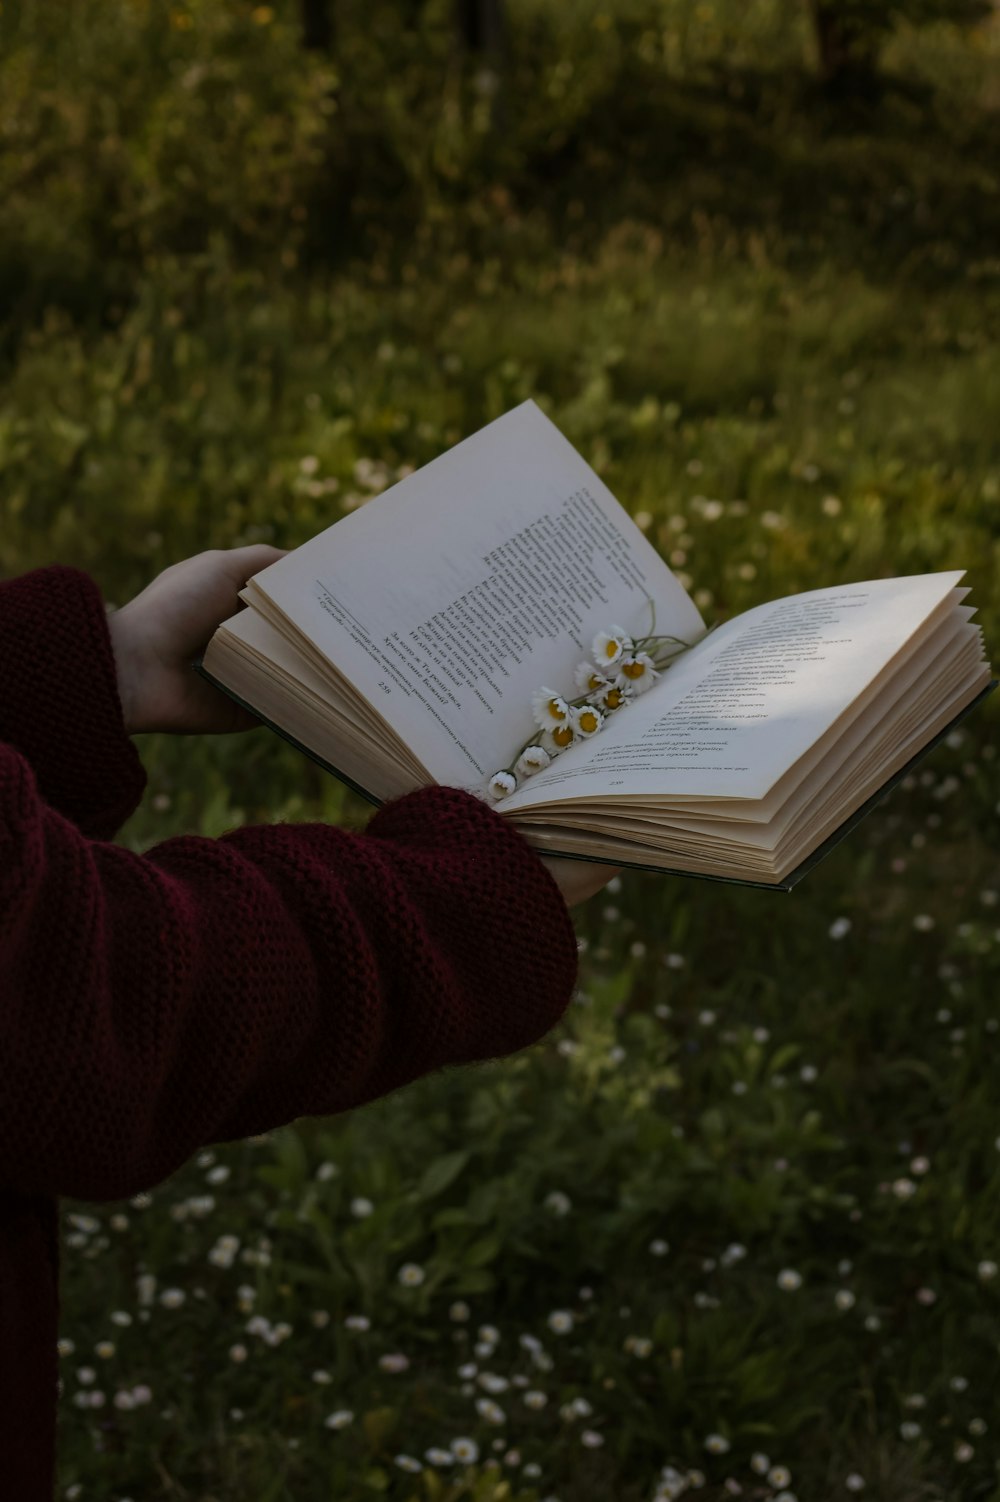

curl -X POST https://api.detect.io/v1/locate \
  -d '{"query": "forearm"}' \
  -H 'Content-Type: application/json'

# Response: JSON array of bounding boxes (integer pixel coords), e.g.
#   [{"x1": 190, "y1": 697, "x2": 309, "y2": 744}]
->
[{"x1": 0, "y1": 752, "x2": 577, "y2": 1203}]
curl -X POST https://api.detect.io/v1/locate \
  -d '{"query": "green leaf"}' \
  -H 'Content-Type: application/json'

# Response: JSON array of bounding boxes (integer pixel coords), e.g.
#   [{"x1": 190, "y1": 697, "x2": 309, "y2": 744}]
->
[
  {"x1": 464, "y1": 1234, "x2": 501, "y2": 1267},
  {"x1": 363, "y1": 1407, "x2": 399, "y2": 1453},
  {"x1": 419, "y1": 1150, "x2": 471, "y2": 1200}
]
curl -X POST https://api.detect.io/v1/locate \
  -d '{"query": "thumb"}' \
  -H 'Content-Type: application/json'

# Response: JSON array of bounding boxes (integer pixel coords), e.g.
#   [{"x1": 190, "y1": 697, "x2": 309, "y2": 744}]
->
[{"x1": 222, "y1": 544, "x2": 290, "y2": 589}]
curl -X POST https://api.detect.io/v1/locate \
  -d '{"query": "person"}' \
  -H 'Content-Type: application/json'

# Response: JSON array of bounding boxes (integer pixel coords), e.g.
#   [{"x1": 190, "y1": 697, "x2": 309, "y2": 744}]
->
[{"x1": 0, "y1": 547, "x2": 620, "y2": 1499}]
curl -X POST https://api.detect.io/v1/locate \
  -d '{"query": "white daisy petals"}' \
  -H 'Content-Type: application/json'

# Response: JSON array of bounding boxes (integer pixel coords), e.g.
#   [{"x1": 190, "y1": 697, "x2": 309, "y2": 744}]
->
[
  {"x1": 487, "y1": 771, "x2": 517, "y2": 801},
  {"x1": 593, "y1": 625, "x2": 633, "y2": 667},
  {"x1": 531, "y1": 686, "x2": 571, "y2": 730}
]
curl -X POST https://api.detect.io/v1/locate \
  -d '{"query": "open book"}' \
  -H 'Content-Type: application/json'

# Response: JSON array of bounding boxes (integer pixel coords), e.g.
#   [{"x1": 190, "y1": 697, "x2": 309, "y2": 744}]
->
[{"x1": 197, "y1": 401, "x2": 994, "y2": 888}]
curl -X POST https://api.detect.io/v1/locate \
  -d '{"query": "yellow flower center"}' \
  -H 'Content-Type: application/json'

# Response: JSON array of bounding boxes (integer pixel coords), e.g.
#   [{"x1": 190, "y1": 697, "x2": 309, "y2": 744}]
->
[
  {"x1": 548, "y1": 698, "x2": 566, "y2": 721},
  {"x1": 588, "y1": 673, "x2": 603, "y2": 691},
  {"x1": 622, "y1": 660, "x2": 646, "y2": 679},
  {"x1": 553, "y1": 724, "x2": 575, "y2": 747},
  {"x1": 606, "y1": 688, "x2": 623, "y2": 707},
  {"x1": 579, "y1": 710, "x2": 599, "y2": 733},
  {"x1": 604, "y1": 642, "x2": 618, "y2": 660}
]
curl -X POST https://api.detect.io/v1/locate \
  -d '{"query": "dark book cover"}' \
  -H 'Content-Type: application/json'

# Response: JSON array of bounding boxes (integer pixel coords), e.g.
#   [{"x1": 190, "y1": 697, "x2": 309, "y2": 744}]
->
[{"x1": 192, "y1": 657, "x2": 996, "y2": 892}]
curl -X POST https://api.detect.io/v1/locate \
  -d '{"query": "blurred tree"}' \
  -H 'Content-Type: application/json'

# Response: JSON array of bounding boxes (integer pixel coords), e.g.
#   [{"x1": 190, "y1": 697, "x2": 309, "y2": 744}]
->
[
  {"x1": 456, "y1": 0, "x2": 507, "y2": 129},
  {"x1": 301, "y1": 0, "x2": 333, "y2": 50},
  {"x1": 807, "y1": 0, "x2": 993, "y2": 90}
]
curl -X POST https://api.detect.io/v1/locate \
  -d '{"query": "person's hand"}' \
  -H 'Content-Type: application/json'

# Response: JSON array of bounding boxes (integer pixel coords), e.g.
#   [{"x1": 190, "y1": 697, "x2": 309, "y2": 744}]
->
[
  {"x1": 538, "y1": 854, "x2": 623, "y2": 908},
  {"x1": 106, "y1": 546, "x2": 288, "y2": 735}
]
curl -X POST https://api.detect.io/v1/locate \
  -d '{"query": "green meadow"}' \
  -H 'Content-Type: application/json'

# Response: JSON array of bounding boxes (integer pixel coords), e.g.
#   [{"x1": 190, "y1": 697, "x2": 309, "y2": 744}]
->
[{"x1": 2, "y1": 1, "x2": 999, "y2": 1498}]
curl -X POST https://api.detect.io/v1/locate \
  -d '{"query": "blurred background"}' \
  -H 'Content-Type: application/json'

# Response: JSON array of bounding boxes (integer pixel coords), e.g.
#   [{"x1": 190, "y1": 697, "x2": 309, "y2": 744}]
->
[{"x1": 3, "y1": 1, "x2": 1000, "y2": 1498}]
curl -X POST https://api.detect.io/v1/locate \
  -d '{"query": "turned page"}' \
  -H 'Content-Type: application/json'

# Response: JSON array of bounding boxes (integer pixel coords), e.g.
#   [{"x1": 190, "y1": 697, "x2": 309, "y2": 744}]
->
[
  {"x1": 244, "y1": 400, "x2": 705, "y2": 791},
  {"x1": 500, "y1": 571, "x2": 968, "y2": 810}
]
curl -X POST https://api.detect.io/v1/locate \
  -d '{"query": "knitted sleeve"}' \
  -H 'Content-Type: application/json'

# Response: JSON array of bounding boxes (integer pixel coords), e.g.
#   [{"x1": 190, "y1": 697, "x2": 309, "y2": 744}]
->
[
  {"x1": 0, "y1": 566, "x2": 148, "y2": 839},
  {"x1": 0, "y1": 572, "x2": 579, "y2": 1204}
]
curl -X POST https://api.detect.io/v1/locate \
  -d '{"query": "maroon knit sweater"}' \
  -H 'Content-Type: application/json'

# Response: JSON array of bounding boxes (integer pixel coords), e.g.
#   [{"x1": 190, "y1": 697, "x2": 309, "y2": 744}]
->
[{"x1": 0, "y1": 565, "x2": 579, "y2": 1500}]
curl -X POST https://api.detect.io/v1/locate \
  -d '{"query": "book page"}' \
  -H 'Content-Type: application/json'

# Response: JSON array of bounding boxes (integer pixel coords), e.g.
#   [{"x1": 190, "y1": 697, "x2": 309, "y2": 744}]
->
[
  {"x1": 246, "y1": 400, "x2": 704, "y2": 792},
  {"x1": 500, "y1": 572, "x2": 967, "y2": 808}
]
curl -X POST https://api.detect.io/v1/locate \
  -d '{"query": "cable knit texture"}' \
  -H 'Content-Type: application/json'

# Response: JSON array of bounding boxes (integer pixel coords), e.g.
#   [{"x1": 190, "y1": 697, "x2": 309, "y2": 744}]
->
[{"x1": 0, "y1": 565, "x2": 579, "y2": 1500}]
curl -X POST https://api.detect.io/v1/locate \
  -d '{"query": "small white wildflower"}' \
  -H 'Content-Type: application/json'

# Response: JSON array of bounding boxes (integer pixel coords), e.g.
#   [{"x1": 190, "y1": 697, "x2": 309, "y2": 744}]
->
[
  {"x1": 705, "y1": 1434, "x2": 730, "y2": 1454},
  {"x1": 581, "y1": 1430, "x2": 604, "y2": 1447},
  {"x1": 649, "y1": 1239, "x2": 670, "y2": 1256},
  {"x1": 900, "y1": 1422, "x2": 922, "y2": 1440},
  {"x1": 835, "y1": 1289, "x2": 856, "y2": 1311},
  {"x1": 478, "y1": 1373, "x2": 510, "y2": 1394},
  {"x1": 159, "y1": 1288, "x2": 186, "y2": 1309},
  {"x1": 845, "y1": 1474, "x2": 866, "y2": 1491},
  {"x1": 316, "y1": 1161, "x2": 339, "y2": 1181},
  {"x1": 955, "y1": 1442, "x2": 974, "y2": 1462},
  {"x1": 311, "y1": 1369, "x2": 332, "y2": 1384},
  {"x1": 570, "y1": 703, "x2": 605, "y2": 737},
  {"x1": 547, "y1": 1310, "x2": 574, "y2": 1334},
  {"x1": 893, "y1": 1178, "x2": 917, "y2": 1199},
  {"x1": 395, "y1": 1454, "x2": 422, "y2": 1473},
  {"x1": 615, "y1": 651, "x2": 658, "y2": 694},
  {"x1": 524, "y1": 1390, "x2": 548, "y2": 1409},
  {"x1": 913, "y1": 914, "x2": 935, "y2": 932},
  {"x1": 978, "y1": 1260, "x2": 998, "y2": 1281},
  {"x1": 768, "y1": 1465, "x2": 792, "y2": 1487},
  {"x1": 345, "y1": 1314, "x2": 370, "y2": 1331},
  {"x1": 229, "y1": 1344, "x2": 248, "y2": 1363},
  {"x1": 593, "y1": 626, "x2": 633, "y2": 668},
  {"x1": 531, "y1": 687, "x2": 572, "y2": 730},
  {"x1": 451, "y1": 1438, "x2": 479, "y2": 1462},
  {"x1": 750, "y1": 1453, "x2": 770, "y2": 1474},
  {"x1": 476, "y1": 1398, "x2": 506, "y2": 1424},
  {"x1": 379, "y1": 1353, "x2": 410, "y2": 1373},
  {"x1": 324, "y1": 1409, "x2": 354, "y2": 1430},
  {"x1": 829, "y1": 917, "x2": 852, "y2": 939},
  {"x1": 426, "y1": 1447, "x2": 455, "y2": 1465},
  {"x1": 516, "y1": 745, "x2": 551, "y2": 777},
  {"x1": 575, "y1": 661, "x2": 610, "y2": 693},
  {"x1": 950, "y1": 1375, "x2": 968, "y2": 1392},
  {"x1": 545, "y1": 1191, "x2": 572, "y2": 1216},
  {"x1": 777, "y1": 1269, "x2": 802, "y2": 1291},
  {"x1": 449, "y1": 1302, "x2": 470, "y2": 1322},
  {"x1": 487, "y1": 771, "x2": 517, "y2": 801},
  {"x1": 350, "y1": 1197, "x2": 374, "y2": 1218},
  {"x1": 398, "y1": 1263, "x2": 425, "y2": 1287}
]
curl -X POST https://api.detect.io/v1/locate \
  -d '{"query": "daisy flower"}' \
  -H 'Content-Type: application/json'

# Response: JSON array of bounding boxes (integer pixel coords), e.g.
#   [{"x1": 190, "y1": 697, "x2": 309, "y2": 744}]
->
[
  {"x1": 590, "y1": 681, "x2": 632, "y2": 712},
  {"x1": 516, "y1": 745, "x2": 551, "y2": 777},
  {"x1": 542, "y1": 721, "x2": 578, "y2": 754},
  {"x1": 615, "y1": 651, "x2": 658, "y2": 694},
  {"x1": 574, "y1": 661, "x2": 611, "y2": 694},
  {"x1": 593, "y1": 625, "x2": 633, "y2": 668},
  {"x1": 570, "y1": 704, "x2": 604, "y2": 738},
  {"x1": 531, "y1": 687, "x2": 571, "y2": 731},
  {"x1": 487, "y1": 771, "x2": 517, "y2": 801}
]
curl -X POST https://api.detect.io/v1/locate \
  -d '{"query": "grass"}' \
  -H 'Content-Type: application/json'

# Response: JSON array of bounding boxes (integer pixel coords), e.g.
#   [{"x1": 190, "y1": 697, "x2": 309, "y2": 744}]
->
[{"x1": 1, "y1": 2, "x2": 999, "y2": 1499}]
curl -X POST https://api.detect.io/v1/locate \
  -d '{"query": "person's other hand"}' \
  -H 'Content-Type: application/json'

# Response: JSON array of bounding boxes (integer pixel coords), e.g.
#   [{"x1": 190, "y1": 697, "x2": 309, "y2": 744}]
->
[
  {"x1": 107, "y1": 546, "x2": 288, "y2": 735},
  {"x1": 538, "y1": 854, "x2": 623, "y2": 908}
]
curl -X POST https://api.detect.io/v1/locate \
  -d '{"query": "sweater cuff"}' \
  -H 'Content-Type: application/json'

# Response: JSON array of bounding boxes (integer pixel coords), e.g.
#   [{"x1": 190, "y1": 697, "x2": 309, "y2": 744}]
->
[
  {"x1": 367, "y1": 782, "x2": 580, "y2": 1049},
  {"x1": 0, "y1": 566, "x2": 147, "y2": 840}
]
